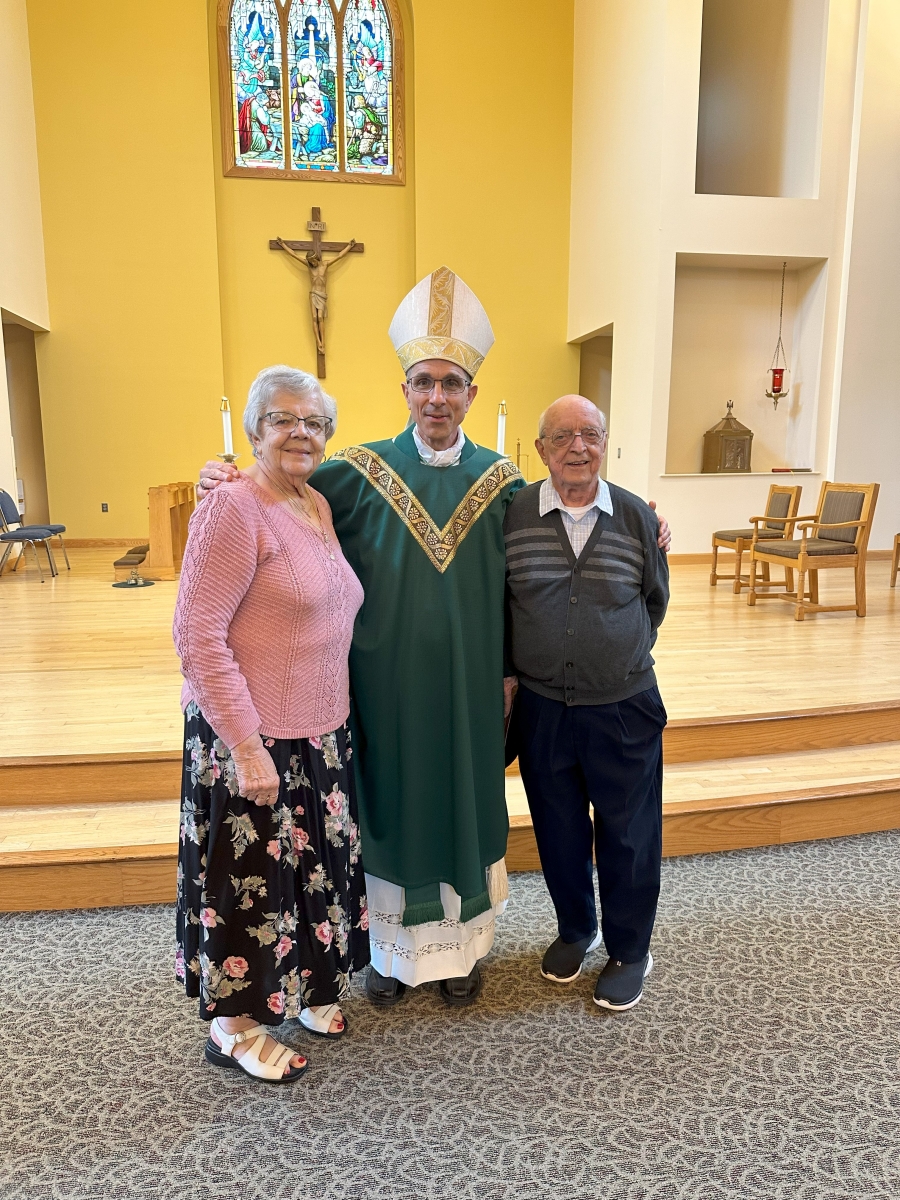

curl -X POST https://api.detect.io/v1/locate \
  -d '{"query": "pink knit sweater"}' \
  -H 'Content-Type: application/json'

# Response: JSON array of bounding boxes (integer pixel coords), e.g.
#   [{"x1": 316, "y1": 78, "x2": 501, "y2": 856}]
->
[{"x1": 173, "y1": 475, "x2": 364, "y2": 748}]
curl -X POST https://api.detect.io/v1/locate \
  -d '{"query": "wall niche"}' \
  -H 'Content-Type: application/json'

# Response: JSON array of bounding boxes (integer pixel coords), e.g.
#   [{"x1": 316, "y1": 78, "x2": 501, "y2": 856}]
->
[
  {"x1": 665, "y1": 254, "x2": 827, "y2": 475},
  {"x1": 695, "y1": 0, "x2": 829, "y2": 198}
]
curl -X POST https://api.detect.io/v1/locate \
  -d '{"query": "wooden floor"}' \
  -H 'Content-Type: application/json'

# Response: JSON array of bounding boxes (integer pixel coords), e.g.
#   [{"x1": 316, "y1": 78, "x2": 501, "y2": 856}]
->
[
  {"x1": 0, "y1": 548, "x2": 183, "y2": 756},
  {"x1": 656, "y1": 557, "x2": 900, "y2": 718},
  {"x1": 2, "y1": 549, "x2": 898, "y2": 758},
  {"x1": 2, "y1": 547, "x2": 899, "y2": 910}
]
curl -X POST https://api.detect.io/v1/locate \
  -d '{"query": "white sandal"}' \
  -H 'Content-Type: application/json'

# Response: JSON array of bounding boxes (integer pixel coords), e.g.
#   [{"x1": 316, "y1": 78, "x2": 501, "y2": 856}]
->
[
  {"x1": 204, "y1": 1018, "x2": 308, "y2": 1083},
  {"x1": 299, "y1": 1003, "x2": 346, "y2": 1040}
]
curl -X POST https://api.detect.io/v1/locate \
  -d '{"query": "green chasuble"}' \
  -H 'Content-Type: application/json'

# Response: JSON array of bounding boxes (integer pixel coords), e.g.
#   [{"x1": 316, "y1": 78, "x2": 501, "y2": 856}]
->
[{"x1": 311, "y1": 428, "x2": 525, "y2": 926}]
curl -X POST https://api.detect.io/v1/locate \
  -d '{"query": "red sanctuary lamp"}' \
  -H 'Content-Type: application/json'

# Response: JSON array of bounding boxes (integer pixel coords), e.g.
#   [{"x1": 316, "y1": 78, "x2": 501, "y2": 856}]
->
[{"x1": 766, "y1": 262, "x2": 791, "y2": 411}]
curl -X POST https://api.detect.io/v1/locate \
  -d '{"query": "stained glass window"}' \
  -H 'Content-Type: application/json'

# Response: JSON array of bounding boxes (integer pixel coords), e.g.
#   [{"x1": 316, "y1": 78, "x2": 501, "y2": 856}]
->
[
  {"x1": 229, "y1": 0, "x2": 284, "y2": 169},
  {"x1": 219, "y1": 0, "x2": 403, "y2": 182},
  {"x1": 288, "y1": 1, "x2": 340, "y2": 171},
  {"x1": 342, "y1": 0, "x2": 394, "y2": 175}
]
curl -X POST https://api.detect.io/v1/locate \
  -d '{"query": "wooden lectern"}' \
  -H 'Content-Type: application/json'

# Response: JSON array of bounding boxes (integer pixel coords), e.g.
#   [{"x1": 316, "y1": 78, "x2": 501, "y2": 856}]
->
[{"x1": 142, "y1": 483, "x2": 195, "y2": 580}]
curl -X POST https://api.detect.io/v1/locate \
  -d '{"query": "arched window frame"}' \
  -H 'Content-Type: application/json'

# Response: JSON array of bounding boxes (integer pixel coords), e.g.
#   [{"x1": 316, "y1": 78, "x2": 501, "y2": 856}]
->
[{"x1": 217, "y1": 0, "x2": 406, "y2": 185}]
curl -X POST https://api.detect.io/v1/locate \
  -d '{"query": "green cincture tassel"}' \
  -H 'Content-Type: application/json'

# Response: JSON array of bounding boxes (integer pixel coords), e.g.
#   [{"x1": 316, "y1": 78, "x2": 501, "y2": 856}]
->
[
  {"x1": 459, "y1": 889, "x2": 491, "y2": 923},
  {"x1": 401, "y1": 882, "x2": 444, "y2": 927},
  {"x1": 400, "y1": 884, "x2": 493, "y2": 927}
]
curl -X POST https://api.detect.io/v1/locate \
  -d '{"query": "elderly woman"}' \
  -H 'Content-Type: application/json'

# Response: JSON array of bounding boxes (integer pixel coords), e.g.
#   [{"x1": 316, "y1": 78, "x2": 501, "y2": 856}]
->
[{"x1": 173, "y1": 365, "x2": 368, "y2": 1084}]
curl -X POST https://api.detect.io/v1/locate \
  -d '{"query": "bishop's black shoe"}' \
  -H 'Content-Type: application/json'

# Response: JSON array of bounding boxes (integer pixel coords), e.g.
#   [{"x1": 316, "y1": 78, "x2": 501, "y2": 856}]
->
[
  {"x1": 365, "y1": 966, "x2": 407, "y2": 1007},
  {"x1": 439, "y1": 963, "x2": 483, "y2": 1007}
]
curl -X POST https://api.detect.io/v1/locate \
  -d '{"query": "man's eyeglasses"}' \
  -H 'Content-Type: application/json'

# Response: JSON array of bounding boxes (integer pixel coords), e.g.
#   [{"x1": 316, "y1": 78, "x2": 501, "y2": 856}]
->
[
  {"x1": 542, "y1": 427, "x2": 607, "y2": 450},
  {"x1": 264, "y1": 412, "x2": 333, "y2": 437},
  {"x1": 406, "y1": 374, "x2": 470, "y2": 396}
]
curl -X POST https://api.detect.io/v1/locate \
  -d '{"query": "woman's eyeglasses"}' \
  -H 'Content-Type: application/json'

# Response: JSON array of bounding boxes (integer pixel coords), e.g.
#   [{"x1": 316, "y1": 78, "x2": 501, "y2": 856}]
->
[{"x1": 264, "y1": 412, "x2": 333, "y2": 437}]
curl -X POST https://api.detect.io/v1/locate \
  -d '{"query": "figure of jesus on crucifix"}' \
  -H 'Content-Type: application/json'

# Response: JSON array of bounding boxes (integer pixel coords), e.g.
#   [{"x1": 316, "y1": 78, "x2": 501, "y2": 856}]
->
[{"x1": 272, "y1": 208, "x2": 364, "y2": 378}]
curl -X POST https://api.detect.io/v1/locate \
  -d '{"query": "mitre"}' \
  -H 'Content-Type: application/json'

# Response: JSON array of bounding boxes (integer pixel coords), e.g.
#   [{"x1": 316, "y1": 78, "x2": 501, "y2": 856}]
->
[{"x1": 388, "y1": 266, "x2": 495, "y2": 378}]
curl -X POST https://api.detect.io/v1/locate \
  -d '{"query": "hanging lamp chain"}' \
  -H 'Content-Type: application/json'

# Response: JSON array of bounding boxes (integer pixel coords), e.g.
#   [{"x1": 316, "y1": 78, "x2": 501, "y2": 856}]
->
[{"x1": 770, "y1": 261, "x2": 788, "y2": 371}]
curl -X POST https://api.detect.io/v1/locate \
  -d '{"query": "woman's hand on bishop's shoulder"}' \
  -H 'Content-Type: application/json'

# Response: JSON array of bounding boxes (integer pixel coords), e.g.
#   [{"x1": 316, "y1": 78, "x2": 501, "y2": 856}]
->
[{"x1": 197, "y1": 460, "x2": 240, "y2": 500}]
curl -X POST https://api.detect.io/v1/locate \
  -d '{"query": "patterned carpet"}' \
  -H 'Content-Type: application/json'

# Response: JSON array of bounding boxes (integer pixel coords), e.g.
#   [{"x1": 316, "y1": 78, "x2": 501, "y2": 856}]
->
[{"x1": 3, "y1": 832, "x2": 900, "y2": 1199}]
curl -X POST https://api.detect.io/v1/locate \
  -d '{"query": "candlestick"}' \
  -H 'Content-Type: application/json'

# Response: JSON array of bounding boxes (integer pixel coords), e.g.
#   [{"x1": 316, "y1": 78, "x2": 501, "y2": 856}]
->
[
  {"x1": 497, "y1": 400, "x2": 507, "y2": 455},
  {"x1": 219, "y1": 396, "x2": 232, "y2": 456},
  {"x1": 219, "y1": 396, "x2": 237, "y2": 463}
]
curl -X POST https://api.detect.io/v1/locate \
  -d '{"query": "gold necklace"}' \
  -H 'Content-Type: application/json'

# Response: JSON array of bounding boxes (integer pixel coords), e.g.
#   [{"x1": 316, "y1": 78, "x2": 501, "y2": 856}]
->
[{"x1": 259, "y1": 466, "x2": 335, "y2": 560}]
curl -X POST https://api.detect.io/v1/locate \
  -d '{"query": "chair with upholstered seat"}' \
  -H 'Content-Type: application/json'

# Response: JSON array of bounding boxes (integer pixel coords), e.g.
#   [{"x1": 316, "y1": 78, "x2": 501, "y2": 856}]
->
[
  {"x1": 0, "y1": 492, "x2": 57, "y2": 584},
  {"x1": 747, "y1": 481, "x2": 879, "y2": 620},
  {"x1": 0, "y1": 488, "x2": 69, "y2": 571},
  {"x1": 710, "y1": 484, "x2": 802, "y2": 594}
]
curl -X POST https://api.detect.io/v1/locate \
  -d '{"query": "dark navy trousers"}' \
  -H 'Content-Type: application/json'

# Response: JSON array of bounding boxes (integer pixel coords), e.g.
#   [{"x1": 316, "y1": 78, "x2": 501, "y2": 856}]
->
[{"x1": 515, "y1": 683, "x2": 666, "y2": 963}]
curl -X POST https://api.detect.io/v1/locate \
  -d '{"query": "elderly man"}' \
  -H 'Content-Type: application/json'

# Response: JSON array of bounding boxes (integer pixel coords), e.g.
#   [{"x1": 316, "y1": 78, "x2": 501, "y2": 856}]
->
[{"x1": 504, "y1": 395, "x2": 669, "y2": 1012}]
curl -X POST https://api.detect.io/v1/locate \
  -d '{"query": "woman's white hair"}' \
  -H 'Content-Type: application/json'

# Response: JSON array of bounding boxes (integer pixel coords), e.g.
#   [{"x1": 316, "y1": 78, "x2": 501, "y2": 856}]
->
[{"x1": 243, "y1": 365, "x2": 338, "y2": 453}]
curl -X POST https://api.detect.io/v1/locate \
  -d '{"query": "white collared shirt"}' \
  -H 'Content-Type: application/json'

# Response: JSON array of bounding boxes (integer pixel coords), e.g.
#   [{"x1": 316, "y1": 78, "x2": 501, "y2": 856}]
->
[
  {"x1": 411, "y1": 424, "x2": 466, "y2": 468},
  {"x1": 539, "y1": 475, "x2": 614, "y2": 555}
]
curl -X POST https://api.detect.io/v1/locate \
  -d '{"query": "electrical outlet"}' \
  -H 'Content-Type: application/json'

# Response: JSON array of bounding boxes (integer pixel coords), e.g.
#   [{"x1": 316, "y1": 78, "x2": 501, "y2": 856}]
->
[{"x1": 101, "y1": 503, "x2": 109, "y2": 512}]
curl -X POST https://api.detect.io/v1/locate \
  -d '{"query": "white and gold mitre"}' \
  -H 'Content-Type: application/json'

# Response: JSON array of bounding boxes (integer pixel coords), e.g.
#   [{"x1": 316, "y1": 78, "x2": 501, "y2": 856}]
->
[{"x1": 388, "y1": 266, "x2": 495, "y2": 378}]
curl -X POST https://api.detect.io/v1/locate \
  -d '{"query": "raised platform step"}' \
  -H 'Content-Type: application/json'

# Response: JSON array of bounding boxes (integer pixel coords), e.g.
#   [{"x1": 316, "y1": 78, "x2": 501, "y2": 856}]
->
[
  {"x1": 5, "y1": 699, "x2": 900, "y2": 809},
  {"x1": 505, "y1": 740, "x2": 900, "y2": 868},
  {"x1": 508, "y1": 776, "x2": 900, "y2": 869},
  {"x1": 663, "y1": 699, "x2": 900, "y2": 763},
  {"x1": 4, "y1": 743, "x2": 900, "y2": 911}
]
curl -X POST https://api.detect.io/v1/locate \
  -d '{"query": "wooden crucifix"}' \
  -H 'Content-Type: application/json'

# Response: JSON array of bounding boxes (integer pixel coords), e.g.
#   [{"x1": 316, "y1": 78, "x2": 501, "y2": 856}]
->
[{"x1": 270, "y1": 208, "x2": 364, "y2": 378}]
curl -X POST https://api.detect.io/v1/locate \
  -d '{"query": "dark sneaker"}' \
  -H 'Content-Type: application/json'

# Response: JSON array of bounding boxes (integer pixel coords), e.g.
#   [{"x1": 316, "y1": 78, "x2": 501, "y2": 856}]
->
[
  {"x1": 439, "y1": 963, "x2": 482, "y2": 1006},
  {"x1": 366, "y1": 966, "x2": 407, "y2": 1007},
  {"x1": 593, "y1": 952, "x2": 653, "y2": 1011},
  {"x1": 540, "y1": 930, "x2": 603, "y2": 983}
]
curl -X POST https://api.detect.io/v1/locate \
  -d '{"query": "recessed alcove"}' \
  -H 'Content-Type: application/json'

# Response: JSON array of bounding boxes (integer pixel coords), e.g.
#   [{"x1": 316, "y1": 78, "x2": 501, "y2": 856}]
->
[
  {"x1": 695, "y1": 0, "x2": 829, "y2": 198},
  {"x1": 665, "y1": 254, "x2": 828, "y2": 475}
]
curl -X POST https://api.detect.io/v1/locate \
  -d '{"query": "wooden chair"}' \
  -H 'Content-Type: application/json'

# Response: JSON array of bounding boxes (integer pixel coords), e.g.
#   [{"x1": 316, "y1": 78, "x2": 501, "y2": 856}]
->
[
  {"x1": 747, "y1": 481, "x2": 880, "y2": 620},
  {"x1": 710, "y1": 484, "x2": 802, "y2": 594},
  {"x1": 891, "y1": 533, "x2": 899, "y2": 588}
]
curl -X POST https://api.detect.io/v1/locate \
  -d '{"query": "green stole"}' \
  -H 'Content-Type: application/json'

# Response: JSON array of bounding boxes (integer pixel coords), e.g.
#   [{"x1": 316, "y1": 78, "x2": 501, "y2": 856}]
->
[{"x1": 311, "y1": 429, "x2": 525, "y2": 925}]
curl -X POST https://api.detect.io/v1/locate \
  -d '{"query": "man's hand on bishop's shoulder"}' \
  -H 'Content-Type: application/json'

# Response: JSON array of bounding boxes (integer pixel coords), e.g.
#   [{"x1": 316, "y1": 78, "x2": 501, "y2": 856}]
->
[
  {"x1": 648, "y1": 501, "x2": 672, "y2": 553},
  {"x1": 197, "y1": 460, "x2": 240, "y2": 500}
]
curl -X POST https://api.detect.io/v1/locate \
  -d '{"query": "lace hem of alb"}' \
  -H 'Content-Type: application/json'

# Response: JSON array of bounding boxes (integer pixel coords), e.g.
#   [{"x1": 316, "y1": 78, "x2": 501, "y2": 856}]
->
[{"x1": 370, "y1": 919, "x2": 496, "y2": 962}]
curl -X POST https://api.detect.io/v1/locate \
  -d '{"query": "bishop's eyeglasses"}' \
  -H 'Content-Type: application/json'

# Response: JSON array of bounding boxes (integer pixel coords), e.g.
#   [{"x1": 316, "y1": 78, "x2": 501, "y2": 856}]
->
[
  {"x1": 406, "y1": 373, "x2": 470, "y2": 396},
  {"x1": 542, "y1": 427, "x2": 607, "y2": 450},
  {"x1": 264, "y1": 411, "x2": 334, "y2": 437}
]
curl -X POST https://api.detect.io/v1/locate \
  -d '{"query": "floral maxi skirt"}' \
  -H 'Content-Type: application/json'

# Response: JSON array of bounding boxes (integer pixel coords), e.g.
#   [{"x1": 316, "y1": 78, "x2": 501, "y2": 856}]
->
[{"x1": 175, "y1": 703, "x2": 370, "y2": 1024}]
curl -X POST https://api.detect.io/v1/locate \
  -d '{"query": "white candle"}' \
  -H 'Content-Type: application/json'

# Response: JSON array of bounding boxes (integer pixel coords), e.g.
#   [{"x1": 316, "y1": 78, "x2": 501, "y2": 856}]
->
[
  {"x1": 497, "y1": 400, "x2": 507, "y2": 455},
  {"x1": 221, "y1": 397, "x2": 234, "y2": 456}
]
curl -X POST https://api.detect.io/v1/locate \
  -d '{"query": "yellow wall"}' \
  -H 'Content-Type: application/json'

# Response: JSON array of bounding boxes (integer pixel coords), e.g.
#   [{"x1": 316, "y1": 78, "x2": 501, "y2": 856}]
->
[
  {"x1": 27, "y1": 0, "x2": 225, "y2": 537},
  {"x1": 28, "y1": 0, "x2": 577, "y2": 536},
  {"x1": 412, "y1": 0, "x2": 579, "y2": 459},
  {"x1": 211, "y1": 0, "x2": 418, "y2": 459}
]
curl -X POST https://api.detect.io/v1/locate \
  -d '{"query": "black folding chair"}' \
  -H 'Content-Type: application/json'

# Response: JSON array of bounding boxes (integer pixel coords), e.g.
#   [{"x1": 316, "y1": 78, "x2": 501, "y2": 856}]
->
[
  {"x1": 0, "y1": 489, "x2": 58, "y2": 583},
  {"x1": 0, "y1": 488, "x2": 69, "y2": 570}
]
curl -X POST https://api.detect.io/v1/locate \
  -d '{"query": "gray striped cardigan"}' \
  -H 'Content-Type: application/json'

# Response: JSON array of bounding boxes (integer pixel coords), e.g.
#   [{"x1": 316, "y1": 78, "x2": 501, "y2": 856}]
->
[{"x1": 503, "y1": 480, "x2": 669, "y2": 707}]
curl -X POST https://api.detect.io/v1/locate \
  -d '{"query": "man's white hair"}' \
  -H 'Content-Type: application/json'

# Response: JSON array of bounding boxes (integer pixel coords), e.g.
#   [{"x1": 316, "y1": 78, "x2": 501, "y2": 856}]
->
[
  {"x1": 537, "y1": 397, "x2": 607, "y2": 438},
  {"x1": 243, "y1": 365, "x2": 338, "y2": 452}
]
